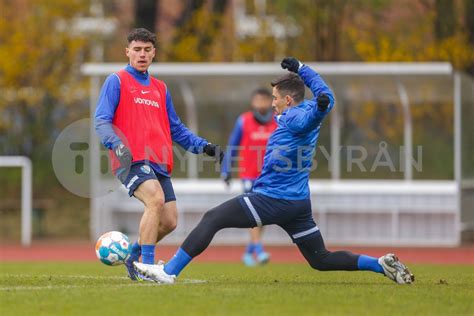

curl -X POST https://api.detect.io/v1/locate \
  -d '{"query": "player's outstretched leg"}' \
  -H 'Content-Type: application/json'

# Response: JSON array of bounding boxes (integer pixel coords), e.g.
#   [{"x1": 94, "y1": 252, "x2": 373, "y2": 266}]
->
[
  {"x1": 134, "y1": 196, "x2": 254, "y2": 283},
  {"x1": 297, "y1": 233, "x2": 414, "y2": 284}
]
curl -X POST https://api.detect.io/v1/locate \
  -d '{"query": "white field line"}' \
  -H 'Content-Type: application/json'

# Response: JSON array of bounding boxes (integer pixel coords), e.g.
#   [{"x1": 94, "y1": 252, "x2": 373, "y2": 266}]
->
[
  {"x1": 0, "y1": 283, "x2": 157, "y2": 291},
  {"x1": 2, "y1": 274, "x2": 127, "y2": 280},
  {"x1": 0, "y1": 274, "x2": 207, "y2": 291}
]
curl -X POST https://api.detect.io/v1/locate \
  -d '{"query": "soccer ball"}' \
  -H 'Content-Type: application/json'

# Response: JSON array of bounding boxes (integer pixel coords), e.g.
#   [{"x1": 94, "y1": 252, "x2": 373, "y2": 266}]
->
[{"x1": 95, "y1": 231, "x2": 131, "y2": 266}]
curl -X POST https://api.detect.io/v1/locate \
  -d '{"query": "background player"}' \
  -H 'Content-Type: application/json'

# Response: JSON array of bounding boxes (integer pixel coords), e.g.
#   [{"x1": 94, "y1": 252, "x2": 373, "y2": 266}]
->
[
  {"x1": 221, "y1": 88, "x2": 277, "y2": 266},
  {"x1": 94, "y1": 28, "x2": 223, "y2": 281},
  {"x1": 134, "y1": 57, "x2": 415, "y2": 285}
]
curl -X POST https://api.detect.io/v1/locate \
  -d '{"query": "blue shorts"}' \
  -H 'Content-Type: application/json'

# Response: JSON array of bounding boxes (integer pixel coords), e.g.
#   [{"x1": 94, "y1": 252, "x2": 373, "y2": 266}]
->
[
  {"x1": 239, "y1": 192, "x2": 320, "y2": 243},
  {"x1": 117, "y1": 163, "x2": 176, "y2": 202}
]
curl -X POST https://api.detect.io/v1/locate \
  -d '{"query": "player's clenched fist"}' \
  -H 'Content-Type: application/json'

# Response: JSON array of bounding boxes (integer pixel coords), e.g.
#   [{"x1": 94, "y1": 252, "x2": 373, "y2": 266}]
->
[
  {"x1": 281, "y1": 57, "x2": 302, "y2": 73},
  {"x1": 204, "y1": 143, "x2": 224, "y2": 164}
]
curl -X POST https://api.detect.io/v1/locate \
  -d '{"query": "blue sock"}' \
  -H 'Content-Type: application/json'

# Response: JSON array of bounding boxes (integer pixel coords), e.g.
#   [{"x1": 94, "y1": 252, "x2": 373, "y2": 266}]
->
[
  {"x1": 128, "y1": 242, "x2": 141, "y2": 262},
  {"x1": 141, "y1": 244, "x2": 155, "y2": 265},
  {"x1": 164, "y1": 248, "x2": 192, "y2": 276},
  {"x1": 357, "y1": 255, "x2": 384, "y2": 274},
  {"x1": 253, "y1": 243, "x2": 264, "y2": 256},
  {"x1": 245, "y1": 243, "x2": 255, "y2": 254}
]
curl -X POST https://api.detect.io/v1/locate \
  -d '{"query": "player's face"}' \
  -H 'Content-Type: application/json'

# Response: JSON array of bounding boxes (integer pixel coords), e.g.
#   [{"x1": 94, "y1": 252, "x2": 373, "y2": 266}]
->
[
  {"x1": 272, "y1": 87, "x2": 290, "y2": 115},
  {"x1": 251, "y1": 94, "x2": 272, "y2": 115},
  {"x1": 126, "y1": 40, "x2": 155, "y2": 72}
]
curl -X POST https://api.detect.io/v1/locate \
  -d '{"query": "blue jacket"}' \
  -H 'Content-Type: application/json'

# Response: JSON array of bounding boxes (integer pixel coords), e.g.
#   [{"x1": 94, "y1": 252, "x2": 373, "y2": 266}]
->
[
  {"x1": 252, "y1": 65, "x2": 335, "y2": 200},
  {"x1": 221, "y1": 116, "x2": 243, "y2": 177},
  {"x1": 94, "y1": 65, "x2": 208, "y2": 177}
]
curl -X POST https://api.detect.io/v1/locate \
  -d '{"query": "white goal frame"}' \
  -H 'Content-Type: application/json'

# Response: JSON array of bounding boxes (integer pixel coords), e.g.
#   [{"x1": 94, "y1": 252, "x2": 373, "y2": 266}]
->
[{"x1": 0, "y1": 156, "x2": 32, "y2": 246}]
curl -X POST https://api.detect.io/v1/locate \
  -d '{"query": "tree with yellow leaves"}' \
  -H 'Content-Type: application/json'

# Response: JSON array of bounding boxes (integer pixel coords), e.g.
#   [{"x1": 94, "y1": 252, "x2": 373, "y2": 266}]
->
[{"x1": 0, "y1": 0, "x2": 88, "y2": 158}]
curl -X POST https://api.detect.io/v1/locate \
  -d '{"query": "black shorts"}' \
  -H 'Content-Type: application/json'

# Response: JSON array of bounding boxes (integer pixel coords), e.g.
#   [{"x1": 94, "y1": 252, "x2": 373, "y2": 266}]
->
[
  {"x1": 239, "y1": 192, "x2": 320, "y2": 243},
  {"x1": 117, "y1": 163, "x2": 176, "y2": 202}
]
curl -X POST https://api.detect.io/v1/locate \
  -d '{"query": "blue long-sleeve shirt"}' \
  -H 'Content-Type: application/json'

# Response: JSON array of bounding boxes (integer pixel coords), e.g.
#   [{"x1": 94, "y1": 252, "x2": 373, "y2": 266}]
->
[
  {"x1": 252, "y1": 65, "x2": 335, "y2": 200},
  {"x1": 221, "y1": 116, "x2": 243, "y2": 177},
  {"x1": 94, "y1": 64, "x2": 208, "y2": 177}
]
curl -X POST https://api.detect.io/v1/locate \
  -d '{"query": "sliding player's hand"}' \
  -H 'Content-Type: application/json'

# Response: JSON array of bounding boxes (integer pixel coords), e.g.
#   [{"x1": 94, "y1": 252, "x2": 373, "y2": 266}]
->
[
  {"x1": 114, "y1": 143, "x2": 133, "y2": 170},
  {"x1": 204, "y1": 143, "x2": 224, "y2": 164},
  {"x1": 281, "y1": 57, "x2": 302, "y2": 73},
  {"x1": 317, "y1": 93, "x2": 330, "y2": 112}
]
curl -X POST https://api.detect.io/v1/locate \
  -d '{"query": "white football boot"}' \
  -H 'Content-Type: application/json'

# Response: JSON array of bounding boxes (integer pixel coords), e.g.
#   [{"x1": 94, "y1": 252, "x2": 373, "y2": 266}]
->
[
  {"x1": 133, "y1": 262, "x2": 176, "y2": 284},
  {"x1": 378, "y1": 253, "x2": 415, "y2": 284}
]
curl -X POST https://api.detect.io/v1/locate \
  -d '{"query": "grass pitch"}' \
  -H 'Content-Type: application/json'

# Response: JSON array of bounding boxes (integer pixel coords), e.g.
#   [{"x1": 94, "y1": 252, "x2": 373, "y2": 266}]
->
[{"x1": 0, "y1": 262, "x2": 473, "y2": 316}]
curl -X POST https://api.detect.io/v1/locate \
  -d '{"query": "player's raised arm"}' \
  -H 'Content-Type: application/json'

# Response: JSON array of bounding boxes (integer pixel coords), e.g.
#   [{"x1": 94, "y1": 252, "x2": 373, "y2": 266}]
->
[
  {"x1": 280, "y1": 57, "x2": 335, "y2": 133},
  {"x1": 281, "y1": 57, "x2": 334, "y2": 104}
]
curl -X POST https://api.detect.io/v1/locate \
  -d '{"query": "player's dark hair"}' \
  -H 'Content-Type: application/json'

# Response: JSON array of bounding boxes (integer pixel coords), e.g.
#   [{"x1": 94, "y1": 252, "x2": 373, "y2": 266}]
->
[
  {"x1": 251, "y1": 87, "x2": 272, "y2": 99},
  {"x1": 271, "y1": 73, "x2": 305, "y2": 103},
  {"x1": 127, "y1": 28, "x2": 156, "y2": 47}
]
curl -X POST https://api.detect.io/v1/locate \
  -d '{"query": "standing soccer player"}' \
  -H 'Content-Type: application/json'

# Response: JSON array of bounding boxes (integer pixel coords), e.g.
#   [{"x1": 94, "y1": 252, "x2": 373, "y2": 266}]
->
[
  {"x1": 134, "y1": 57, "x2": 415, "y2": 285},
  {"x1": 94, "y1": 28, "x2": 223, "y2": 281},
  {"x1": 221, "y1": 88, "x2": 277, "y2": 266}
]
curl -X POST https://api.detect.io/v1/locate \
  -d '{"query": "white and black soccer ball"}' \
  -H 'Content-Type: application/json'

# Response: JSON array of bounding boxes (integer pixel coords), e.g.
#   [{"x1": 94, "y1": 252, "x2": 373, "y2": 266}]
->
[{"x1": 95, "y1": 231, "x2": 131, "y2": 266}]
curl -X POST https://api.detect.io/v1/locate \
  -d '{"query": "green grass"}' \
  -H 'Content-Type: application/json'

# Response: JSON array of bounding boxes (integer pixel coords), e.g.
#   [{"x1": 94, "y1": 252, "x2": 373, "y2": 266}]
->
[{"x1": 0, "y1": 262, "x2": 473, "y2": 316}]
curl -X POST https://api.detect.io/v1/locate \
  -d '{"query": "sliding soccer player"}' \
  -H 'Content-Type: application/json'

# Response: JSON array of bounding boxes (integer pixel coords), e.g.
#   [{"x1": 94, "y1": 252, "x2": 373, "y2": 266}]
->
[{"x1": 135, "y1": 57, "x2": 414, "y2": 285}]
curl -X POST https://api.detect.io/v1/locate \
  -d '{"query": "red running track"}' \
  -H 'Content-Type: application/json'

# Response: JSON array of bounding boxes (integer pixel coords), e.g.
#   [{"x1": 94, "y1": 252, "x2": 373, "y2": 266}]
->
[{"x1": 1, "y1": 243, "x2": 473, "y2": 264}]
